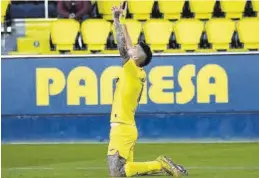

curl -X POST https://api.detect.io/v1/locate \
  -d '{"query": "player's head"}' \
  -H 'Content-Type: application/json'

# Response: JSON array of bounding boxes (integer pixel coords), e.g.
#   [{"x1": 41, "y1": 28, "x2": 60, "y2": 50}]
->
[{"x1": 127, "y1": 42, "x2": 152, "y2": 67}]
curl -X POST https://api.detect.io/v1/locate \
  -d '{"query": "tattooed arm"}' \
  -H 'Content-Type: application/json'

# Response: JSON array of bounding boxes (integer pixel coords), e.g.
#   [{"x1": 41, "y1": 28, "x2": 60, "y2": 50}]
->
[
  {"x1": 112, "y1": 6, "x2": 130, "y2": 64},
  {"x1": 122, "y1": 24, "x2": 133, "y2": 49}
]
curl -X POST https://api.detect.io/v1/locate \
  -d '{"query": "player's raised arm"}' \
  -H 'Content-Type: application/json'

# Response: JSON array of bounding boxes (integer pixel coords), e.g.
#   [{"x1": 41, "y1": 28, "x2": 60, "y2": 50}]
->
[
  {"x1": 121, "y1": 3, "x2": 133, "y2": 49},
  {"x1": 122, "y1": 23, "x2": 133, "y2": 49},
  {"x1": 112, "y1": 5, "x2": 130, "y2": 64}
]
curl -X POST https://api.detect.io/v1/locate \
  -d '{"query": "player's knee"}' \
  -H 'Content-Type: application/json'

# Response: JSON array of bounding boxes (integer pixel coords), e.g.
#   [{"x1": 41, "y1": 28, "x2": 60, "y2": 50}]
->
[{"x1": 107, "y1": 152, "x2": 126, "y2": 177}]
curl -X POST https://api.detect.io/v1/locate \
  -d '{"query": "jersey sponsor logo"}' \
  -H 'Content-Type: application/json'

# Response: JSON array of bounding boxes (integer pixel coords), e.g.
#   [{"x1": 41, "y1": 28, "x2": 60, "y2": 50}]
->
[{"x1": 35, "y1": 64, "x2": 228, "y2": 106}]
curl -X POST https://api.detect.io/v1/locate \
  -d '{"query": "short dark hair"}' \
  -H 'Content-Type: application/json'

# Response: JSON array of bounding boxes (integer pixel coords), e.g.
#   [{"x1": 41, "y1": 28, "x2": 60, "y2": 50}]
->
[{"x1": 139, "y1": 42, "x2": 152, "y2": 67}]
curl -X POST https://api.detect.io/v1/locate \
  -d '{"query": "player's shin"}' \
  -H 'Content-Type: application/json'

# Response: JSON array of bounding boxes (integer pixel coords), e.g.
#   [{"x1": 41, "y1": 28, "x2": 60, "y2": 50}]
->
[{"x1": 124, "y1": 161, "x2": 162, "y2": 177}]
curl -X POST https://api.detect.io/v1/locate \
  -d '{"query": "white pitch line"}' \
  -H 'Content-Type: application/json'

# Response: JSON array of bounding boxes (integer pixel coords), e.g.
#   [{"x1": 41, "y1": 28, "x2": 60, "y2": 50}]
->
[{"x1": 5, "y1": 166, "x2": 259, "y2": 171}]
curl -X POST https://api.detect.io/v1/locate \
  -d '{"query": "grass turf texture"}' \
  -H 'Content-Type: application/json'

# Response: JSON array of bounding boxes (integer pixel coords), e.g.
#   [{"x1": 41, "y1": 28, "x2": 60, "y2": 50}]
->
[{"x1": 2, "y1": 143, "x2": 259, "y2": 178}]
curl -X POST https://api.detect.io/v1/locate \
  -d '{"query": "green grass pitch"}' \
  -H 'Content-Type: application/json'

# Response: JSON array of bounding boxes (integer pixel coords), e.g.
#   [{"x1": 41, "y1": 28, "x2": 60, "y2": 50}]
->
[{"x1": 2, "y1": 143, "x2": 259, "y2": 178}]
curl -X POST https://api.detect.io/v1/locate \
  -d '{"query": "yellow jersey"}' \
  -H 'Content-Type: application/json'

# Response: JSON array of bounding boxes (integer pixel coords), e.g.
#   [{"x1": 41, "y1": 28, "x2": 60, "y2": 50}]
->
[{"x1": 110, "y1": 59, "x2": 146, "y2": 125}]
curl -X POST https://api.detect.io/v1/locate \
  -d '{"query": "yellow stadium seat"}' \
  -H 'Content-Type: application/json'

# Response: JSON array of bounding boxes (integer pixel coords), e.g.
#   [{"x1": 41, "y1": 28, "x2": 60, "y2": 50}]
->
[
  {"x1": 206, "y1": 19, "x2": 235, "y2": 50},
  {"x1": 81, "y1": 19, "x2": 111, "y2": 51},
  {"x1": 16, "y1": 37, "x2": 51, "y2": 54},
  {"x1": 128, "y1": 0, "x2": 155, "y2": 20},
  {"x1": 237, "y1": 18, "x2": 259, "y2": 50},
  {"x1": 97, "y1": 0, "x2": 123, "y2": 20},
  {"x1": 1, "y1": 0, "x2": 10, "y2": 23},
  {"x1": 143, "y1": 20, "x2": 173, "y2": 51},
  {"x1": 252, "y1": 0, "x2": 259, "y2": 17},
  {"x1": 158, "y1": 0, "x2": 185, "y2": 20},
  {"x1": 113, "y1": 20, "x2": 142, "y2": 45},
  {"x1": 51, "y1": 19, "x2": 80, "y2": 51},
  {"x1": 174, "y1": 19, "x2": 204, "y2": 51},
  {"x1": 25, "y1": 19, "x2": 54, "y2": 39},
  {"x1": 15, "y1": 19, "x2": 55, "y2": 54},
  {"x1": 220, "y1": 0, "x2": 246, "y2": 19},
  {"x1": 189, "y1": 0, "x2": 216, "y2": 19}
]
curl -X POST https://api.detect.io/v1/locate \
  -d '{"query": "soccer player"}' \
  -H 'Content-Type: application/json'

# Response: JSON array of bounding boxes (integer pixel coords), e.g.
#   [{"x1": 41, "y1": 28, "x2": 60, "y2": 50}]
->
[{"x1": 107, "y1": 3, "x2": 188, "y2": 177}]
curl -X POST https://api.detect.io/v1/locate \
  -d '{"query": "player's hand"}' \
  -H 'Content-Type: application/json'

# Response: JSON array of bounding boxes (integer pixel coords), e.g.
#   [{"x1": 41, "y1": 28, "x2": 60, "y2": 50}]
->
[
  {"x1": 111, "y1": 6, "x2": 122, "y2": 19},
  {"x1": 111, "y1": 2, "x2": 127, "y2": 20}
]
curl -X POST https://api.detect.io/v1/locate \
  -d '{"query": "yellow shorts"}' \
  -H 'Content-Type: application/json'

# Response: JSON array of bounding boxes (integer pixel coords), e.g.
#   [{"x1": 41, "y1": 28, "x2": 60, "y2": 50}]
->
[{"x1": 107, "y1": 123, "x2": 138, "y2": 161}]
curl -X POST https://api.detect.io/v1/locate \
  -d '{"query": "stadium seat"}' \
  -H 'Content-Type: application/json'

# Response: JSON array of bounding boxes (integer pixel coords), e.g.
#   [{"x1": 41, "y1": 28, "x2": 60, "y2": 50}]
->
[
  {"x1": 237, "y1": 18, "x2": 259, "y2": 50},
  {"x1": 189, "y1": 0, "x2": 216, "y2": 19},
  {"x1": 1, "y1": 0, "x2": 10, "y2": 23},
  {"x1": 81, "y1": 19, "x2": 111, "y2": 51},
  {"x1": 158, "y1": 0, "x2": 185, "y2": 20},
  {"x1": 128, "y1": 0, "x2": 155, "y2": 20},
  {"x1": 97, "y1": 1, "x2": 123, "y2": 20},
  {"x1": 113, "y1": 20, "x2": 142, "y2": 45},
  {"x1": 205, "y1": 19, "x2": 235, "y2": 51},
  {"x1": 16, "y1": 19, "x2": 54, "y2": 54},
  {"x1": 51, "y1": 19, "x2": 80, "y2": 51},
  {"x1": 252, "y1": 0, "x2": 259, "y2": 17},
  {"x1": 220, "y1": 0, "x2": 246, "y2": 19},
  {"x1": 143, "y1": 20, "x2": 173, "y2": 51},
  {"x1": 174, "y1": 19, "x2": 204, "y2": 51},
  {"x1": 25, "y1": 19, "x2": 53, "y2": 39},
  {"x1": 16, "y1": 37, "x2": 51, "y2": 54}
]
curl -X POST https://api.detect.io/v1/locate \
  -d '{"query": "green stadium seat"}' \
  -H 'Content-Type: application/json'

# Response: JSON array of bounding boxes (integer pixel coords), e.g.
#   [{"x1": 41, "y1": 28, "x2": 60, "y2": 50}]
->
[
  {"x1": 189, "y1": 0, "x2": 216, "y2": 19},
  {"x1": 81, "y1": 19, "x2": 111, "y2": 51},
  {"x1": 128, "y1": 0, "x2": 155, "y2": 20},
  {"x1": 206, "y1": 19, "x2": 235, "y2": 51},
  {"x1": 143, "y1": 19, "x2": 173, "y2": 51},
  {"x1": 158, "y1": 0, "x2": 185, "y2": 20},
  {"x1": 220, "y1": 0, "x2": 246, "y2": 19},
  {"x1": 174, "y1": 19, "x2": 204, "y2": 51},
  {"x1": 237, "y1": 18, "x2": 259, "y2": 50}
]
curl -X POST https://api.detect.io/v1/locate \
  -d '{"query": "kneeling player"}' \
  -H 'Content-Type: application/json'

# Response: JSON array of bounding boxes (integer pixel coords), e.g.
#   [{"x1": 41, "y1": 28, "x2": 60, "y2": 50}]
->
[{"x1": 107, "y1": 4, "x2": 188, "y2": 177}]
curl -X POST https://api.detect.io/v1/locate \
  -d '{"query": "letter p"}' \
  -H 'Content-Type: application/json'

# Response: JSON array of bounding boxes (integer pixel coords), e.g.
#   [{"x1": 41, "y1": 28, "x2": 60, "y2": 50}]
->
[{"x1": 36, "y1": 68, "x2": 65, "y2": 106}]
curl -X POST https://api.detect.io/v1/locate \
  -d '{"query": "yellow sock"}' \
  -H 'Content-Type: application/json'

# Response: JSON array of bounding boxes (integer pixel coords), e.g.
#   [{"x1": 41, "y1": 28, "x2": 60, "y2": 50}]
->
[{"x1": 124, "y1": 161, "x2": 162, "y2": 177}]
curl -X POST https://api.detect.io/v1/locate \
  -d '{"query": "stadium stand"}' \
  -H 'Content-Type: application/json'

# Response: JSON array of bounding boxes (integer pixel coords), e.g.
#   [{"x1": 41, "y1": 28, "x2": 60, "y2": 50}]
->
[
  {"x1": 81, "y1": 19, "x2": 111, "y2": 52},
  {"x1": 143, "y1": 19, "x2": 173, "y2": 51},
  {"x1": 252, "y1": 0, "x2": 259, "y2": 17},
  {"x1": 2, "y1": 0, "x2": 259, "y2": 55},
  {"x1": 237, "y1": 18, "x2": 259, "y2": 50},
  {"x1": 220, "y1": 0, "x2": 247, "y2": 19},
  {"x1": 13, "y1": 19, "x2": 54, "y2": 54},
  {"x1": 113, "y1": 19, "x2": 142, "y2": 46},
  {"x1": 189, "y1": 0, "x2": 216, "y2": 19},
  {"x1": 10, "y1": 1, "x2": 45, "y2": 18},
  {"x1": 51, "y1": 19, "x2": 80, "y2": 51},
  {"x1": 174, "y1": 19, "x2": 204, "y2": 51},
  {"x1": 1, "y1": 0, "x2": 10, "y2": 24},
  {"x1": 97, "y1": 1, "x2": 123, "y2": 20},
  {"x1": 128, "y1": 0, "x2": 155, "y2": 20},
  {"x1": 158, "y1": 0, "x2": 185, "y2": 20},
  {"x1": 205, "y1": 18, "x2": 235, "y2": 51}
]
